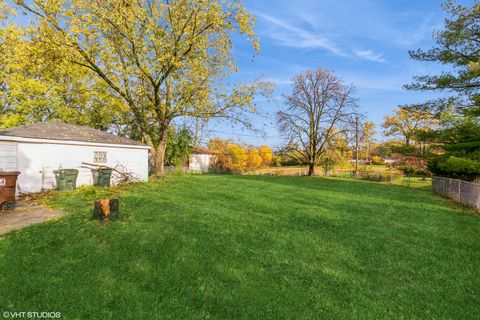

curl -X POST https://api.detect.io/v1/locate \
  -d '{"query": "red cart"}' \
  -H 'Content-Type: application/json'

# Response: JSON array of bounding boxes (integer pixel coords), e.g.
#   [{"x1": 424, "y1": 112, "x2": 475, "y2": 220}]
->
[{"x1": 0, "y1": 171, "x2": 21, "y2": 211}]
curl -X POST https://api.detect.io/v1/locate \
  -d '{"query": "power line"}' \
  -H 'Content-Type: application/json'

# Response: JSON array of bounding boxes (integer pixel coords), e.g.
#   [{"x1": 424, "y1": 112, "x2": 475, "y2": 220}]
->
[
  {"x1": 206, "y1": 130, "x2": 287, "y2": 140},
  {"x1": 206, "y1": 151, "x2": 275, "y2": 156}
]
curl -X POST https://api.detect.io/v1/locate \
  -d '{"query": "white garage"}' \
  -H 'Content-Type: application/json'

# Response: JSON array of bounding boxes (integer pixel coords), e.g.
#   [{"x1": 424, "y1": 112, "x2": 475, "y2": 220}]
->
[
  {"x1": 0, "y1": 122, "x2": 150, "y2": 193},
  {"x1": 188, "y1": 147, "x2": 214, "y2": 173}
]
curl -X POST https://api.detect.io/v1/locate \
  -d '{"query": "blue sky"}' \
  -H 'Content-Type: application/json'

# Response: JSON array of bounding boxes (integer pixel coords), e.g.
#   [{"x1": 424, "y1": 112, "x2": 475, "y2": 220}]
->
[
  {"x1": 7, "y1": 0, "x2": 473, "y2": 147},
  {"x1": 203, "y1": 0, "x2": 474, "y2": 147}
]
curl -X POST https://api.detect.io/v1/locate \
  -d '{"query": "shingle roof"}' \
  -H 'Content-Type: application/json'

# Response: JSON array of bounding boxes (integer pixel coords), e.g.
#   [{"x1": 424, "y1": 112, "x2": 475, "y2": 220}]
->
[
  {"x1": 0, "y1": 122, "x2": 146, "y2": 146},
  {"x1": 191, "y1": 146, "x2": 212, "y2": 154}
]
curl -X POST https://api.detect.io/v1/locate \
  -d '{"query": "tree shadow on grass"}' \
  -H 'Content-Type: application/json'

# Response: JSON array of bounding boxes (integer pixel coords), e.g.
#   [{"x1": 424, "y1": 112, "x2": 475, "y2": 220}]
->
[
  {"x1": 1, "y1": 174, "x2": 479, "y2": 319},
  {"x1": 228, "y1": 174, "x2": 469, "y2": 215}
]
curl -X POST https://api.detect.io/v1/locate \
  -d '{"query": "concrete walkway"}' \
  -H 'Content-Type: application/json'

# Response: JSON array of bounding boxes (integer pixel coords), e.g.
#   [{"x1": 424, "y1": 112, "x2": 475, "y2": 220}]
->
[{"x1": 0, "y1": 204, "x2": 63, "y2": 235}]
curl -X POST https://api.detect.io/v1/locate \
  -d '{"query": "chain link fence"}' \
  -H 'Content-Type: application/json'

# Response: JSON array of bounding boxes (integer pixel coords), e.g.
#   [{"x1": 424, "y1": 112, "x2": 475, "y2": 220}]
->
[{"x1": 432, "y1": 176, "x2": 480, "y2": 212}]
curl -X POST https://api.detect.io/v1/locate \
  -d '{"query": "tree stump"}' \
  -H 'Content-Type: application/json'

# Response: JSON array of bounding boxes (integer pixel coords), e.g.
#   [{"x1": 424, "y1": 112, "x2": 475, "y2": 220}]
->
[{"x1": 93, "y1": 199, "x2": 121, "y2": 221}]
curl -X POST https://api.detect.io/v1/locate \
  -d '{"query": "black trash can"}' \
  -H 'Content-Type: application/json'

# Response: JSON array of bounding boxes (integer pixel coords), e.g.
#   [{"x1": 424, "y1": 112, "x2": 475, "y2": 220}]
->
[
  {"x1": 91, "y1": 168, "x2": 113, "y2": 187},
  {"x1": 54, "y1": 169, "x2": 79, "y2": 191}
]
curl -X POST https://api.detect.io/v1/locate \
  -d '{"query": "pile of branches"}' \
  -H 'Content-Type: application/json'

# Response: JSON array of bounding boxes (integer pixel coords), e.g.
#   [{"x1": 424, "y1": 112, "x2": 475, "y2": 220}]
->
[{"x1": 81, "y1": 162, "x2": 140, "y2": 184}]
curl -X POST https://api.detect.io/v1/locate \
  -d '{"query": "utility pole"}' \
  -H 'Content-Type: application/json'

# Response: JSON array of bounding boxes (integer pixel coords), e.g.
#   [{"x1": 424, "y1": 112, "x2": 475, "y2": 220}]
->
[{"x1": 355, "y1": 116, "x2": 359, "y2": 177}]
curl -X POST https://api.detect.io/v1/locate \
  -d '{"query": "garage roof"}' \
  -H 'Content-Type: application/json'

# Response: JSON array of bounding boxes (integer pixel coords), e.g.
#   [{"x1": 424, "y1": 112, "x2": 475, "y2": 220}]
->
[
  {"x1": 191, "y1": 146, "x2": 213, "y2": 154},
  {"x1": 0, "y1": 122, "x2": 146, "y2": 146}
]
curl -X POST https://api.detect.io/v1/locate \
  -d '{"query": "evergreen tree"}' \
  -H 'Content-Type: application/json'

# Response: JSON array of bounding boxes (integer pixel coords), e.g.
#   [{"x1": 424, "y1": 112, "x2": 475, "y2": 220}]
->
[{"x1": 406, "y1": 0, "x2": 480, "y2": 181}]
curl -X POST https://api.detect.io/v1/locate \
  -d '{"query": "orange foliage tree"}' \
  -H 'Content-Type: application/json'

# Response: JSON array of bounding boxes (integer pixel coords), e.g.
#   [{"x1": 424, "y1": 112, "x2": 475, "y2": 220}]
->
[
  {"x1": 207, "y1": 138, "x2": 273, "y2": 171},
  {"x1": 208, "y1": 138, "x2": 233, "y2": 171},
  {"x1": 247, "y1": 147, "x2": 264, "y2": 169},
  {"x1": 229, "y1": 144, "x2": 248, "y2": 170},
  {"x1": 258, "y1": 145, "x2": 273, "y2": 166}
]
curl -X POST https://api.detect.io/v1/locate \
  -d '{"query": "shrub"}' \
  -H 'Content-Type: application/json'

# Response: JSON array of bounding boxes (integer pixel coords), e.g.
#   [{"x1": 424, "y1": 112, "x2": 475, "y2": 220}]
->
[
  {"x1": 391, "y1": 154, "x2": 427, "y2": 167},
  {"x1": 397, "y1": 166, "x2": 431, "y2": 177},
  {"x1": 371, "y1": 156, "x2": 385, "y2": 165},
  {"x1": 358, "y1": 171, "x2": 402, "y2": 183},
  {"x1": 429, "y1": 155, "x2": 480, "y2": 181},
  {"x1": 272, "y1": 156, "x2": 282, "y2": 167}
]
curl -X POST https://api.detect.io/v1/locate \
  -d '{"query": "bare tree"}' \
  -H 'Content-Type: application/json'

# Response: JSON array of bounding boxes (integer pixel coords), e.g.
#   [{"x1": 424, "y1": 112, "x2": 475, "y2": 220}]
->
[{"x1": 277, "y1": 68, "x2": 358, "y2": 176}]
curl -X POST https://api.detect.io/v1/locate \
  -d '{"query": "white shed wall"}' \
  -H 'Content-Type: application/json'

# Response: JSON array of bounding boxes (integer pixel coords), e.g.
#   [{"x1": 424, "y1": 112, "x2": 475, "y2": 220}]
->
[
  {"x1": 14, "y1": 142, "x2": 148, "y2": 193},
  {"x1": 17, "y1": 143, "x2": 45, "y2": 193},
  {"x1": 189, "y1": 154, "x2": 213, "y2": 173},
  {"x1": 0, "y1": 141, "x2": 17, "y2": 171}
]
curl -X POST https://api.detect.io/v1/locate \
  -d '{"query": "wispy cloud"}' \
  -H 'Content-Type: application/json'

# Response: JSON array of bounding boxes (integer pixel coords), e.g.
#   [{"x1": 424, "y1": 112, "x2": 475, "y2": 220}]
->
[
  {"x1": 339, "y1": 73, "x2": 406, "y2": 92},
  {"x1": 283, "y1": 2, "x2": 439, "y2": 49},
  {"x1": 353, "y1": 49, "x2": 387, "y2": 64},
  {"x1": 393, "y1": 14, "x2": 439, "y2": 47},
  {"x1": 256, "y1": 12, "x2": 390, "y2": 64},
  {"x1": 256, "y1": 13, "x2": 348, "y2": 57},
  {"x1": 264, "y1": 76, "x2": 293, "y2": 87}
]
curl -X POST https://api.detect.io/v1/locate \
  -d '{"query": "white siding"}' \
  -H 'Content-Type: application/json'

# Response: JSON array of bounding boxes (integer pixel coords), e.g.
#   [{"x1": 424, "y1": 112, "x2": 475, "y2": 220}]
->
[
  {"x1": 16, "y1": 142, "x2": 148, "y2": 193},
  {"x1": 0, "y1": 141, "x2": 17, "y2": 171},
  {"x1": 17, "y1": 143, "x2": 44, "y2": 193},
  {"x1": 189, "y1": 154, "x2": 213, "y2": 173}
]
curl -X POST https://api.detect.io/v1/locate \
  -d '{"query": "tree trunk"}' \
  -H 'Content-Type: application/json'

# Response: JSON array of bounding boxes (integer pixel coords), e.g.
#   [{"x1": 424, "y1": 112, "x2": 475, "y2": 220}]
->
[
  {"x1": 154, "y1": 126, "x2": 169, "y2": 174},
  {"x1": 405, "y1": 136, "x2": 410, "y2": 146},
  {"x1": 308, "y1": 163, "x2": 315, "y2": 176},
  {"x1": 194, "y1": 118, "x2": 199, "y2": 146}
]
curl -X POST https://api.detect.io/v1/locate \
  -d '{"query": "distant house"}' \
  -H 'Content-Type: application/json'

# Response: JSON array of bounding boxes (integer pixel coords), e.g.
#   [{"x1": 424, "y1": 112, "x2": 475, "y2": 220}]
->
[
  {"x1": 0, "y1": 122, "x2": 150, "y2": 193},
  {"x1": 188, "y1": 147, "x2": 214, "y2": 173}
]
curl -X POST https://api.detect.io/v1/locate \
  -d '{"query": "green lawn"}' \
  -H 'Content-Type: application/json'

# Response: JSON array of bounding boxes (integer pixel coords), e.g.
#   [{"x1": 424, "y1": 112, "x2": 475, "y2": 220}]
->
[{"x1": 0, "y1": 174, "x2": 479, "y2": 319}]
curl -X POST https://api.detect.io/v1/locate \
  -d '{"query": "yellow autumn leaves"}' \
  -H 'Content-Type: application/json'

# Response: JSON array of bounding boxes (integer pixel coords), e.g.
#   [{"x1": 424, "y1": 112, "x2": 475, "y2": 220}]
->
[{"x1": 208, "y1": 138, "x2": 274, "y2": 171}]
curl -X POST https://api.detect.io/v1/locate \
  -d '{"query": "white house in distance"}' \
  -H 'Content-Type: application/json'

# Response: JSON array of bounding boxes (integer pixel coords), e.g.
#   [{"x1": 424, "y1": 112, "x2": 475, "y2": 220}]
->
[
  {"x1": 188, "y1": 147, "x2": 214, "y2": 173},
  {"x1": 0, "y1": 122, "x2": 150, "y2": 193}
]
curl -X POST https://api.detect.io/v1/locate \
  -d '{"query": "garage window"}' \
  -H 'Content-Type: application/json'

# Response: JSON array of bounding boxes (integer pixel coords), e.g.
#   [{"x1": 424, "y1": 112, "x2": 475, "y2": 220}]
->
[{"x1": 94, "y1": 151, "x2": 107, "y2": 163}]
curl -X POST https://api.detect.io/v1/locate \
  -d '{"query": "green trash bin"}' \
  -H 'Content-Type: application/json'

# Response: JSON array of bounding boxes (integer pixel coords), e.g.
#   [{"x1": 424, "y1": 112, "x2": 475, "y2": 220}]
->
[
  {"x1": 91, "y1": 168, "x2": 113, "y2": 187},
  {"x1": 53, "y1": 169, "x2": 79, "y2": 191}
]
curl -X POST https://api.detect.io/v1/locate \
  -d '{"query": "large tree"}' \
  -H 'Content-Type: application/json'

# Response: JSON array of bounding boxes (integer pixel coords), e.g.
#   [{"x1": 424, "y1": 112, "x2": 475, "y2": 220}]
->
[
  {"x1": 382, "y1": 107, "x2": 434, "y2": 146},
  {"x1": 12, "y1": 0, "x2": 266, "y2": 173},
  {"x1": 361, "y1": 121, "x2": 375, "y2": 163},
  {"x1": 277, "y1": 68, "x2": 357, "y2": 176},
  {"x1": 0, "y1": 25, "x2": 126, "y2": 130},
  {"x1": 428, "y1": 113, "x2": 480, "y2": 181},
  {"x1": 164, "y1": 126, "x2": 192, "y2": 167},
  {"x1": 405, "y1": 0, "x2": 480, "y2": 180},
  {"x1": 318, "y1": 132, "x2": 349, "y2": 176},
  {"x1": 406, "y1": 0, "x2": 480, "y2": 111}
]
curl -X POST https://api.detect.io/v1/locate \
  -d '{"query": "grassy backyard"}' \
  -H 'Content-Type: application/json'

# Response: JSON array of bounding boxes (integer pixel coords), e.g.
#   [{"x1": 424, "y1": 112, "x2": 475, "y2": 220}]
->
[{"x1": 0, "y1": 174, "x2": 479, "y2": 319}]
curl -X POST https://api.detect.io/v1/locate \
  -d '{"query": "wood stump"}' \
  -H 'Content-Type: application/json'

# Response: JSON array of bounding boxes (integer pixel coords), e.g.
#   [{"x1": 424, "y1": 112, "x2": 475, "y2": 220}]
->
[{"x1": 93, "y1": 198, "x2": 121, "y2": 221}]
